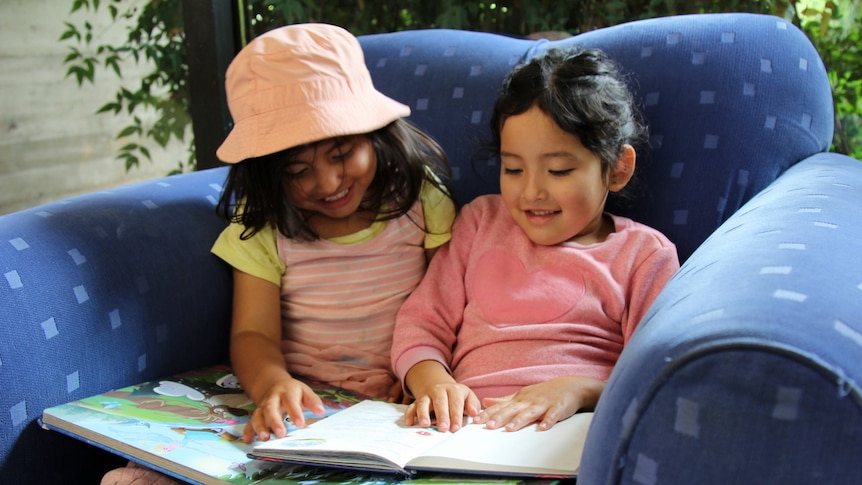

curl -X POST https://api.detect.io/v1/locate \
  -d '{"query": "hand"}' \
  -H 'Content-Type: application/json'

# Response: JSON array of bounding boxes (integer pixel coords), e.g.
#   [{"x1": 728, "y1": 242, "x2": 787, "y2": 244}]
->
[
  {"x1": 243, "y1": 377, "x2": 325, "y2": 443},
  {"x1": 405, "y1": 381, "x2": 481, "y2": 432},
  {"x1": 403, "y1": 361, "x2": 481, "y2": 432},
  {"x1": 473, "y1": 375, "x2": 605, "y2": 432}
]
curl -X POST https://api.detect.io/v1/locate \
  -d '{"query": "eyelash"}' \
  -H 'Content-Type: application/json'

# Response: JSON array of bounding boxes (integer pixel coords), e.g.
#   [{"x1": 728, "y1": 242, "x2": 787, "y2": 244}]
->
[
  {"x1": 502, "y1": 168, "x2": 574, "y2": 176},
  {"x1": 331, "y1": 146, "x2": 353, "y2": 161},
  {"x1": 286, "y1": 167, "x2": 308, "y2": 178},
  {"x1": 285, "y1": 143, "x2": 355, "y2": 177}
]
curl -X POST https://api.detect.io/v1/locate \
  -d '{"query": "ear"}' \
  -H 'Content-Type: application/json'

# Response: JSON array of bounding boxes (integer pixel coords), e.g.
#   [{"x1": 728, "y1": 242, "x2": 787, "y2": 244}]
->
[{"x1": 608, "y1": 144, "x2": 636, "y2": 192}]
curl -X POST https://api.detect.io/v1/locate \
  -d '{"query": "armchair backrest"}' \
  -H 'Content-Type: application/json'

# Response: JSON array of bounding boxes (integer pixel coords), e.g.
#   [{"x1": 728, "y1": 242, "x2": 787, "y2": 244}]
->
[{"x1": 358, "y1": 13, "x2": 833, "y2": 262}]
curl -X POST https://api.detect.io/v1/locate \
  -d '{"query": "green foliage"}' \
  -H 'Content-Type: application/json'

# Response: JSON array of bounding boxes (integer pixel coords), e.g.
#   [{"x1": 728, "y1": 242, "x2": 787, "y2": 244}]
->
[
  {"x1": 61, "y1": 0, "x2": 860, "y2": 172},
  {"x1": 794, "y1": 0, "x2": 862, "y2": 160},
  {"x1": 60, "y1": 0, "x2": 193, "y2": 174}
]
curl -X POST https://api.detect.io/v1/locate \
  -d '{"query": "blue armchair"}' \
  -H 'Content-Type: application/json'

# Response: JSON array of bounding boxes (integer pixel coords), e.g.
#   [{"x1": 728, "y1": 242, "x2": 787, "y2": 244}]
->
[{"x1": 1, "y1": 13, "x2": 859, "y2": 484}]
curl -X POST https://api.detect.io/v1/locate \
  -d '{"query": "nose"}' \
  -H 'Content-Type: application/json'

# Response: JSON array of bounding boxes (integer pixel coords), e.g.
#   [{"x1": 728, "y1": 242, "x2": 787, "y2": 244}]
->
[
  {"x1": 522, "y1": 171, "x2": 547, "y2": 201},
  {"x1": 312, "y1": 161, "x2": 343, "y2": 195}
]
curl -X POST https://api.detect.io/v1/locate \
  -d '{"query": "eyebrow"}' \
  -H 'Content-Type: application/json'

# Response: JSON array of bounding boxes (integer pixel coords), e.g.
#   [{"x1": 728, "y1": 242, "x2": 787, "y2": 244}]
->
[
  {"x1": 499, "y1": 150, "x2": 577, "y2": 160},
  {"x1": 324, "y1": 136, "x2": 354, "y2": 155}
]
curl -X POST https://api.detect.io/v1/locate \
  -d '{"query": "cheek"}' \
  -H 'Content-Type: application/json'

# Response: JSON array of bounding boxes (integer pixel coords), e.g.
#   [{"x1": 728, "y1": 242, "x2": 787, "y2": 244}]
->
[
  {"x1": 349, "y1": 142, "x2": 378, "y2": 180},
  {"x1": 282, "y1": 181, "x2": 306, "y2": 206},
  {"x1": 499, "y1": 178, "x2": 520, "y2": 207},
  {"x1": 351, "y1": 159, "x2": 376, "y2": 187},
  {"x1": 556, "y1": 184, "x2": 588, "y2": 205}
]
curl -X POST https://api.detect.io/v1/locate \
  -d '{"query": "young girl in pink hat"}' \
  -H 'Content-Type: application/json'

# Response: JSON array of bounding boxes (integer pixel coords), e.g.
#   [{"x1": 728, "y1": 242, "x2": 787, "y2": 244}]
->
[
  {"x1": 102, "y1": 22, "x2": 454, "y2": 485},
  {"x1": 212, "y1": 23, "x2": 455, "y2": 443},
  {"x1": 391, "y1": 46, "x2": 679, "y2": 434}
]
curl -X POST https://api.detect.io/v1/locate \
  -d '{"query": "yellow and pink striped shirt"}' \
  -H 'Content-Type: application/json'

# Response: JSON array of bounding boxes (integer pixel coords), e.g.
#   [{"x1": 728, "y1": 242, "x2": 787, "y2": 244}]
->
[{"x1": 212, "y1": 182, "x2": 454, "y2": 398}]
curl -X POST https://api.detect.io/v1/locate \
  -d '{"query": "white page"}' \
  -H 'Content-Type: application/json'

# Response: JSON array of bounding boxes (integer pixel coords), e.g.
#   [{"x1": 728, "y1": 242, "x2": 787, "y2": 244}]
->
[
  {"x1": 407, "y1": 411, "x2": 593, "y2": 476},
  {"x1": 252, "y1": 400, "x2": 451, "y2": 470},
  {"x1": 255, "y1": 400, "x2": 592, "y2": 476}
]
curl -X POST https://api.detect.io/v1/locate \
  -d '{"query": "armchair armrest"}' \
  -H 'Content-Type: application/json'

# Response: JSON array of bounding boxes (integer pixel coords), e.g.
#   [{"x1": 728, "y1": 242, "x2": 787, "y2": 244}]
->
[
  {"x1": 580, "y1": 153, "x2": 862, "y2": 483},
  {"x1": 0, "y1": 167, "x2": 233, "y2": 482}
]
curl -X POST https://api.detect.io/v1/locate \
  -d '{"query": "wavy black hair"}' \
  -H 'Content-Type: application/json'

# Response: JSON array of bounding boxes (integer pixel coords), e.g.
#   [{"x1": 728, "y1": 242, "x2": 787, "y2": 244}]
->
[
  {"x1": 216, "y1": 119, "x2": 453, "y2": 241},
  {"x1": 490, "y1": 46, "x2": 647, "y2": 199}
]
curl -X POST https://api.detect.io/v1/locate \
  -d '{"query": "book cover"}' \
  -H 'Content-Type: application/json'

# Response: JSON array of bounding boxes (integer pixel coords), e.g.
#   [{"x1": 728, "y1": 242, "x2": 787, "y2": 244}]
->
[
  {"x1": 40, "y1": 364, "x2": 368, "y2": 484},
  {"x1": 250, "y1": 400, "x2": 593, "y2": 479}
]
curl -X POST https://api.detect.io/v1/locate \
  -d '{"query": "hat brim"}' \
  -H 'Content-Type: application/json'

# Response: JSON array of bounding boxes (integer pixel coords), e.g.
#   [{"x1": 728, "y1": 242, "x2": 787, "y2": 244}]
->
[{"x1": 216, "y1": 91, "x2": 411, "y2": 164}]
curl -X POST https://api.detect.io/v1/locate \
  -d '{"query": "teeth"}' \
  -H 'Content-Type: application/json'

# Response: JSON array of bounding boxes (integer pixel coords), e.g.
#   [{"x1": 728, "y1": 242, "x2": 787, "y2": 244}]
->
[
  {"x1": 529, "y1": 210, "x2": 555, "y2": 216},
  {"x1": 324, "y1": 189, "x2": 349, "y2": 202}
]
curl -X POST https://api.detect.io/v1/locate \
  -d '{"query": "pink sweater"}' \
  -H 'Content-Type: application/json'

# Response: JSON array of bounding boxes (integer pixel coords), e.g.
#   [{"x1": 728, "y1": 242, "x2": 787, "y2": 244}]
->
[{"x1": 391, "y1": 195, "x2": 679, "y2": 399}]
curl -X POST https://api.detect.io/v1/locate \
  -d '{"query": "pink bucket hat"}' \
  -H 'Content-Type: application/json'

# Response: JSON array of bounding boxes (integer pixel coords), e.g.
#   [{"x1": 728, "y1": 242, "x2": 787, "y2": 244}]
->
[{"x1": 216, "y1": 23, "x2": 411, "y2": 164}]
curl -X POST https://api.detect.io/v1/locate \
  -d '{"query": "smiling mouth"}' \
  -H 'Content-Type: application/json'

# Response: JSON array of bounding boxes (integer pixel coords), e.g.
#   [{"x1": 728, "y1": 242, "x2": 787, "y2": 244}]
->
[
  {"x1": 324, "y1": 188, "x2": 350, "y2": 203},
  {"x1": 527, "y1": 210, "x2": 558, "y2": 216}
]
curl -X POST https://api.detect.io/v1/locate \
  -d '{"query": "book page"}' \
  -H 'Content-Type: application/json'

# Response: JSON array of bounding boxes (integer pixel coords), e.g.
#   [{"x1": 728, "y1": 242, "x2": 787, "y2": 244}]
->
[
  {"x1": 406, "y1": 411, "x2": 593, "y2": 477},
  {"x1": 252, "y1": 400, "x2": 453, "y2": 472}
]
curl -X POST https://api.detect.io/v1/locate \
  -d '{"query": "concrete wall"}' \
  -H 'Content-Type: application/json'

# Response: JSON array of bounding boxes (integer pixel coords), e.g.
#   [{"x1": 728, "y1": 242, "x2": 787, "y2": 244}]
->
[{"x1": 0, "y1": 0, "x2": 188, "y2": 215}]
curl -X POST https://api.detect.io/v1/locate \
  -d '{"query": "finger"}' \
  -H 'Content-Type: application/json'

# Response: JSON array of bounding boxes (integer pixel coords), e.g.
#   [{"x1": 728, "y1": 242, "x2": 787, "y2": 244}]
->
[
  {"x1": 415, "y1": 395, "x2": 436, "y2": 429},
  {"x1": 407, "y1": 396, "x2": 434, "y2": 427},
  {"x1": 301, "y1": 388, "x2": 326, "y2": 416},
  {"x1": 474, "y1": 393, "x2": 514, "y2": 422},
  {"x1": 464, "y1": 391, "x2": 482, "y2": 418},
  {"x1": 403, "y1": 402, "x2": 419, "y2": 426},
  {"x1": 242, "y1": 420, "x2": 257, "y2": 444},
  {"x1": 386, "y1": 382, "x2": 402, "y2": 403},
  {"x1": 537, "y1": 406, "x2": 564, "y2": 431},
  {"x1": 447, "y1": 395, "x2": 467, "y2": 432},
  {"x1": 282, "y1": 395, "x2": 307, "y2": 428},
  {"x1": 481, "y1": 396, "x2": 505, "y2": 407},
  {"x1": 481, "y1": 401, "x2": 527, "y2": 430},
  {"x1": 431, "y1": 394, "x2": 452, "y2": 432},
  {"x1": 263, "y1": 402, "x2": 288, "y2": 438},
  {"x1": 249, "y1": 409, "x2": 272, "y2": 441},
  {"x1": 503, "y1": 404, "x2": 547, "y2": 432}
]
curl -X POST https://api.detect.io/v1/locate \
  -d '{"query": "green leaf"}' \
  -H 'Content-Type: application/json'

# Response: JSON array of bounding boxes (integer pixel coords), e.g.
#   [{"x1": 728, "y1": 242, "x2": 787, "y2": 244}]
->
[
  {"x1": 123, "y1": 154, "x2": 140, "y2": 171},
  {"x1": 117, "y1": 126, "x2": 139, "y2": 138},
  {"x1": 96, "y1": 101, "x2": 122, "y2": 114}
]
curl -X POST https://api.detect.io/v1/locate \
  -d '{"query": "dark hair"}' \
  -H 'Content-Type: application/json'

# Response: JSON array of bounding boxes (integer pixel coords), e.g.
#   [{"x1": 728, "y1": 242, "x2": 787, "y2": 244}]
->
[
  {"x1": 490, "y1": 46, "x2": 647, "y2": 198},
  {"x1": 216, "y1": 119, "x2": 453, "y2": 241}
]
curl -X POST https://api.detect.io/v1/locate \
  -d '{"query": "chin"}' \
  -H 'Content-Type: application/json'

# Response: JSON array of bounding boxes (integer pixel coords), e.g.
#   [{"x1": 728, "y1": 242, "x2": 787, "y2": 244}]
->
[{"x1": 523, "y1": 232, "x2": 568, "y2": 247}]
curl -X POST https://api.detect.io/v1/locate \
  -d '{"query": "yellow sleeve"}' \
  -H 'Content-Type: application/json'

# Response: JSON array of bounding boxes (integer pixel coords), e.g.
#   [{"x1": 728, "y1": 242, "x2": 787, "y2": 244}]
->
[
  {"x1": 211, "y1": 223, "x2": 284, "y2": 286},
  {"x1": 420, "y1": 181, "x2": 456, "y2": 249}
]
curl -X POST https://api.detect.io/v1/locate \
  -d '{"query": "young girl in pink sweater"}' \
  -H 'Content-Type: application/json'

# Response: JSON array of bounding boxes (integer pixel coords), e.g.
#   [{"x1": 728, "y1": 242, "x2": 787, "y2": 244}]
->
[{"x1": 390, "y1": 46, "x2": 680, "y2": 433}]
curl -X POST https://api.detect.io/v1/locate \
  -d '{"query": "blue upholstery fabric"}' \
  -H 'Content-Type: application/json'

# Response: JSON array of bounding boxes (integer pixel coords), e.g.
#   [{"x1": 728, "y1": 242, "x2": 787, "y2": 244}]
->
[
  {"x1": 0, "y1": 168, "x2": 233, "y2": 482},
  {"x1": 358, "y1": 29, "x2": 530, "y2": 205},
  {"x1": 579, "y1": 153, "x2": 862, "y2": 484},
  {"x1": 361, "y1": 14, "x2": 834, "y2": 262},
  {"x1": 0, "y1": 13, "x2": 858, "y2": 484},
  {"x1": 547, "y1": 14, "x2": 835, "y2": 262}
]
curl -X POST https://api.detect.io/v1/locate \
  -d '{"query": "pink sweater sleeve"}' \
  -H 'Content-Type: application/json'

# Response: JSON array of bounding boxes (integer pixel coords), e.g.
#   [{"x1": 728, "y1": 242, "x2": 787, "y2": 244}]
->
[
  {"x1": 620, "y1": 240, "x2": 680, "y2": 342},
  {"x1": 390, "y1": 203, "x2": 479, "y2": 382}
]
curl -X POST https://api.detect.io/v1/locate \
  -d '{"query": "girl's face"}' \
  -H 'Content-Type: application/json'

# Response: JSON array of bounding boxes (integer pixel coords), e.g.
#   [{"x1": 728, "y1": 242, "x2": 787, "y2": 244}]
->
[
  {"x1": 499, "y1": 105, "x2": 632, "y2": 246},
  {"x1": 282, "y1": 135, "x2": 377, "y2": 226}
]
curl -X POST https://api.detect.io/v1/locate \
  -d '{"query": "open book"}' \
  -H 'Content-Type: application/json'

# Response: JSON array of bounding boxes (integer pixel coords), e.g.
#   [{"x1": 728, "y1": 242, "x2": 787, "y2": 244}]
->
[
  {"x1": 41, "y1": 365, "x2": 556, "y2": 485},
  {"x1": 250, "y1": 399, "x2": 593, "y2": 478},
  {"x1": 39, "y1": 364, "x2": 368, "y2": 484}
]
